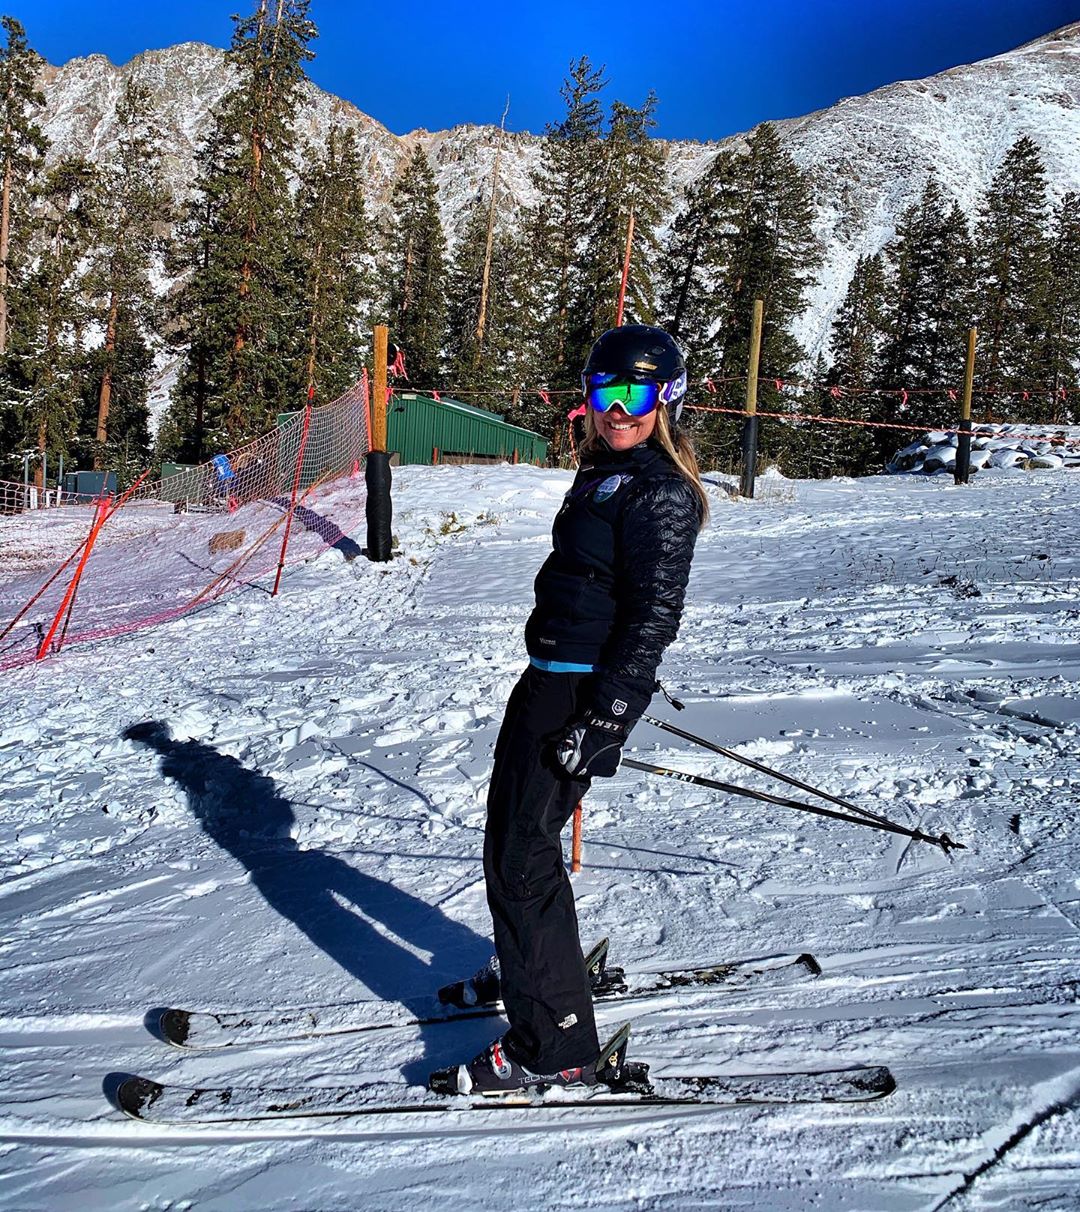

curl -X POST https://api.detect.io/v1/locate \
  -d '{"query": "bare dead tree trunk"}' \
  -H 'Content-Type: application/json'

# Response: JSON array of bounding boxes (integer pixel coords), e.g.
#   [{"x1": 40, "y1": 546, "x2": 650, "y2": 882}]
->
[
  {"x1": 234, "y1": 0, "x2": 271, "y2": 350},
  {"x1": 93, "y1": 290, "x2": 119, "y2": 468},
  {"x1": 305, "y1": 238, "x2": 323, "y2": 393},
  {"x1": 0, "y1": 134, "x2": 12, "y2": 355},
  {"x1": 475, "y1": 97, "x2": 510, "y2": 365}
]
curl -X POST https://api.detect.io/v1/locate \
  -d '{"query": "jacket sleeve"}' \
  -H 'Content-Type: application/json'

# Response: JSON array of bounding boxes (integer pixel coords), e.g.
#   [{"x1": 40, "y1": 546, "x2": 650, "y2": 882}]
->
[{"x1": 587, "y1": 473, "x2": 700, "y2": 727}]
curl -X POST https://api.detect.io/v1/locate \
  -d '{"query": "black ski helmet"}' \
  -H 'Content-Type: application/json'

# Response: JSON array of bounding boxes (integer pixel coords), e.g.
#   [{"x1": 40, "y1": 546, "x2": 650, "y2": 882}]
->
[{"x1": 582, "y1": 325, "x2": 689, "y2": 424}]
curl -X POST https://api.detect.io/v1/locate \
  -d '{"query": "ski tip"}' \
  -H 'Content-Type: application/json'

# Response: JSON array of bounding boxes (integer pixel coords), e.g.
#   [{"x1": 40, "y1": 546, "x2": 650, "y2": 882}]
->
[
  {"x1": 597, "y1": 1022, "x2": 632, "y2": 1076},
  {"x1": 583, "y1": 936, "x2": 610, "y2": 974},
  {"x1": 858, "y1": 1065, "x2": 897, "y2": 1099},
  {"x1": 159, "y1": 1008, "x2": 192, "y2": 1048},
  {"x1": 796, "y1": 953, "x2": 823, "y2": 977},
  {"x1": 585, "y1": 937, "x2": 628, "y2": 998},
  {"x1": 116, "y1": 1075, "x2": 164, "y2": 1120}
]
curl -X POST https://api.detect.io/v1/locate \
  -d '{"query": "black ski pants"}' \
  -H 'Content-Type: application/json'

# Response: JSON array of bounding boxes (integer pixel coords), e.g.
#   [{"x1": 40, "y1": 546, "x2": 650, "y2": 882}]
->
[{"x1": 483, "y1": 665, "x2": 600, "y2": 1072}]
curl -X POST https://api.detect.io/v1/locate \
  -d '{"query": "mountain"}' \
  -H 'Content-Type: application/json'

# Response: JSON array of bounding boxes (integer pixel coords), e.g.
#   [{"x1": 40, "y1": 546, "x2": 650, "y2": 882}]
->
[{"x1": 36, "y1": 23, "x2": 1080, "y2": 367}]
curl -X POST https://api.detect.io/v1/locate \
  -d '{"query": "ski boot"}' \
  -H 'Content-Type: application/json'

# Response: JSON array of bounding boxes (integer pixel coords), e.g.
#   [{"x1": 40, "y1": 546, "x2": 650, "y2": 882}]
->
[
  {"x1": 429, "y1": 1022, "x2": 636, "y2": 1097},
  {"x1": 437, "y1": 937, "x2": 626, "y2": 1010}
]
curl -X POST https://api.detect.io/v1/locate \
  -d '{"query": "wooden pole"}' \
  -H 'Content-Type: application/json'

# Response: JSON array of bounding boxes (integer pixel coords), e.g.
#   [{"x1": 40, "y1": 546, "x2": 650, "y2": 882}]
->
[
  {"x1": 372, "y1": 325, "x2": 389, "y2": 452},
  {"x1": 366, "y1": 326, "x2": 393, "y2": 562},
  {"x1": 954, "y1": 327, "x2": 977, "y2": 485},
  {"x1": 739, "y1": 299, "x2": 764, "y2": 499},
  {"x1": 615, "y1": 208, "x2": 635, "y2": 327},
  {"x1": 571, "y1": 801, "x2": 583, "y2": 873}
]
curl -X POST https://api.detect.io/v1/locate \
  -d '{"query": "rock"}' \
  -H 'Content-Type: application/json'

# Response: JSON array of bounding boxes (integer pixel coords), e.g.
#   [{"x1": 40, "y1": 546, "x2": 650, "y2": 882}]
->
[{"x1": 923, "y1": 444, "x2": 957, "y2": 472}]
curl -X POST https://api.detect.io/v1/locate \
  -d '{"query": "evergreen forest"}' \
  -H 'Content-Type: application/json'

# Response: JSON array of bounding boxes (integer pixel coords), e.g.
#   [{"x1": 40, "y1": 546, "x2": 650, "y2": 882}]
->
[{"x1": 1, "y1": 4, "x2": 1078, "y2": 487}]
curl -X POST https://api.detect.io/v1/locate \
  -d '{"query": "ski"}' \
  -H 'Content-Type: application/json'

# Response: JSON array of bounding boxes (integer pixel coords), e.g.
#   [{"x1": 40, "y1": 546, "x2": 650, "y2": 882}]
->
[
  {"x1": 157, "y1": 948, "x2": 821, "y2": 1051},
  {"x1": 116, "y1": 1063, "x2": 894, "y2": 1124}
]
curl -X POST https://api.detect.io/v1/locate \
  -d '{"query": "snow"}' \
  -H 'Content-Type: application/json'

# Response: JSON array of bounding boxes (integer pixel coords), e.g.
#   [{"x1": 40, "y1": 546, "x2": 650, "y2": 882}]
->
[{"x1": 1, "y1": 462, "x2": 1079, "y2": 1209}]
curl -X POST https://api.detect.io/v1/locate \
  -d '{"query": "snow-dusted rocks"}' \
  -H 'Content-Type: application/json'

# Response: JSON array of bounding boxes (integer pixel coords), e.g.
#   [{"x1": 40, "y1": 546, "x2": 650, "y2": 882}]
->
[{"x1": 890, "y1": 423, "x2": 1080, "y2": 474}]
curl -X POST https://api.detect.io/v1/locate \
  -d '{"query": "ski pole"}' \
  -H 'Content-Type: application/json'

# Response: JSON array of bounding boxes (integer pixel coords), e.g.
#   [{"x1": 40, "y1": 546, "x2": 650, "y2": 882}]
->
[
  {"x1": 641, "y1": 713, "x2": 899, "y2": 831},
  {"x1": 621, "y1": 757, "x2": 964, "y2": 855}
]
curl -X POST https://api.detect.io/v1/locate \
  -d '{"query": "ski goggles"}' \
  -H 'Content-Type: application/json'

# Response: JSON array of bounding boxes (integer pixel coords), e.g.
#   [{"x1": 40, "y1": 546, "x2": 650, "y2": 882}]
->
[{"x1": 583, "y1": 374, "x2": 662, "y2": 417}]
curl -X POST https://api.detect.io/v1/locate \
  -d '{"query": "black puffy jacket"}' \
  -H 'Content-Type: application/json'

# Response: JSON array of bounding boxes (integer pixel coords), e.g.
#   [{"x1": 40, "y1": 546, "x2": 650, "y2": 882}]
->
[{"x1": 524, "y1": 437, "x2": 701, "y2": 727}]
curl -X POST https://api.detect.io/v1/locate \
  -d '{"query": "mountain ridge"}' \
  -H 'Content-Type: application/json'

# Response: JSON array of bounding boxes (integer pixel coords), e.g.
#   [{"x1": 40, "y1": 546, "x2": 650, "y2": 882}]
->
[{"x1": 33, "y1": 23, "x2": 1080, "y2": 366}]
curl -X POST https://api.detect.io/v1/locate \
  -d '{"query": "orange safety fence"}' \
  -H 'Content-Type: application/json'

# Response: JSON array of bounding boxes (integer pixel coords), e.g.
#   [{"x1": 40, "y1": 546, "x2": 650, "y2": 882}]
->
[{"x1": 0, "y1": 379, "x2": 370, "y2": 672}]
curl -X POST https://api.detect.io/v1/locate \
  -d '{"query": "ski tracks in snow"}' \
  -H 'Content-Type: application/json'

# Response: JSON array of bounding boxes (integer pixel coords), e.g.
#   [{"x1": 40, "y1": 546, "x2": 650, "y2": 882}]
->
[{"x1": 1, "y1": 466, "x2": 1079, "y2": 1209}]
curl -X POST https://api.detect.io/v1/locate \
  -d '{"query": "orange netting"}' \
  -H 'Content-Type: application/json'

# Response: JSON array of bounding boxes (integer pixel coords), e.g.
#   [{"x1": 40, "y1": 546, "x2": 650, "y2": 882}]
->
[{"x1": 0, "y1": 379, "x2": 370, "y2": 671}]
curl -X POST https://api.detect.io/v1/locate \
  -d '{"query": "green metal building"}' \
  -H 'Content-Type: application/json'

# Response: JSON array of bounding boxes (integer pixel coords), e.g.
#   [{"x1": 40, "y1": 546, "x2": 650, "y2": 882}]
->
[{"x1": 388, "y1": 394, "x2": 548, "y2": 466}]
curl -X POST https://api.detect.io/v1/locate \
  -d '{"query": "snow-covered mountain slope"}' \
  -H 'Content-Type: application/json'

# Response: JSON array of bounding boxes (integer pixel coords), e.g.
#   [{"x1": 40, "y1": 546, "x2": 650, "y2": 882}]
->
[
  {"x1": 37, "y1": 23, "x2": 1080, "y2": 360},
  {"x1": 1, "y1": 463, "x2": 1078, "y2": 1208}
]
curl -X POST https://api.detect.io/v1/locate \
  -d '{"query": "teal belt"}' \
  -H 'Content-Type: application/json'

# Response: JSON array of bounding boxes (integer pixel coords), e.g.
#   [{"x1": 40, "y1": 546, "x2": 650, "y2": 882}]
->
[{"x1": 529, "y1": 656, "x2": 597, "y2": 673}]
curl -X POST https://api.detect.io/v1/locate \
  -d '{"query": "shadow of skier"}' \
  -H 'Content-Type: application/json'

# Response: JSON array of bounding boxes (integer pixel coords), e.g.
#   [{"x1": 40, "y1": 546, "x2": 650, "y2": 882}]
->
[{"x1": 123, "y1": 719, "x2": 493, "y2": 1082}]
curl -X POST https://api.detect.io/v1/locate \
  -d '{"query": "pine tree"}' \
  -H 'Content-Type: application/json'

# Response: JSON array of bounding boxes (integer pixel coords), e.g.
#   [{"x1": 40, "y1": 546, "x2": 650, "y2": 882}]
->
[
  {"x1": 444, "y1": 193, "x2": 523, "y2": 412},
  {"x1": 0, "y1": 16, "x2": 47, "y2": 472},
  {"x1": 875, "y1": 178, "x2": 973, "y2": 444},
  {"x1": 163, "y1": 0, "x2": 316, "y2": 458},
  {"x1": 0, "y1": 16, "x2": 45, "y2": 358},
  {"x1": 294, "y1": 126, "x2": 371, "y2": 402},
  {"x1": 576, "y1": 93, "x2": 667, "y2": 347},
  {"x1": 1042, "y1": 192, "x2": 1080, "y2": 422},
  {"x1": 159, "y1": 123, "x2": 233, "y2": 462},
  {"x1": 77, "y1": 322, "x2": 154, "y2": 483},
  {"x1": 505, "y1": 201, "x2": 559, "y2": 434},
  {"x1": 661, "y1": 124, "x2": 820, "y2": 469},
  {"x1": 532, "y1": 57, "x2": 606, "y2": 395},
  {"x1": 8, "y1": 158, "x2": 99, "y2": 485},
  {"x1": 713, "y1": 125, "x2": 819, "y2": 384},
  {"x1": 821, "y1": 252, "x2": 886, "y2": 474},
  {"x1": 382, "y1": 144, "x2": 446, "y2": 388},
  {"x1": 659, "y1": 151, "x2": 735, "y2": 368},
  {"x1": 80, "y1": 78, "x2": 172, "y2": 473},
  {"x1": 972, "y1": 136, "x2": 1051, "y2": 420}
]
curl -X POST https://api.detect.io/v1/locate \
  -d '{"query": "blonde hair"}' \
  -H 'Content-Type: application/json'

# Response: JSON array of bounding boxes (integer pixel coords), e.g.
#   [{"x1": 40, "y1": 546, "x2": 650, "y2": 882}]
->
[{"x1": 580, "y1": 406, "x2": 710, "y2": 528}]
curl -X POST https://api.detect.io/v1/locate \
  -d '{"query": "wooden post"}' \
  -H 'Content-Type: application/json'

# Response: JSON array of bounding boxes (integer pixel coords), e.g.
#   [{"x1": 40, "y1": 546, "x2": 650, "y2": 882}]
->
[
  {"x1": 571, "y1": 801, "x2": 583, "y2": 873},
  {"x1": 365, "y1": 326, "x2": 393, "y2": 562},
  {"x1": 372, "y1": 325, "x2": 389, "y2": 452},
  {"x1": 955, "y1": 327, "x2": 977, "y2": 485},
  {"x1": 739, "y1": 299, "x2": 764, "y2": 499}
]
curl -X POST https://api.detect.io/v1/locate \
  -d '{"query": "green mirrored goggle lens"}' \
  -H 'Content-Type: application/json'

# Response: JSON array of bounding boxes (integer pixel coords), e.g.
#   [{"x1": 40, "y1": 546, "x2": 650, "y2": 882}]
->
[{"x1": 585, "y1": 378, "x2": 661, "y2": 417}]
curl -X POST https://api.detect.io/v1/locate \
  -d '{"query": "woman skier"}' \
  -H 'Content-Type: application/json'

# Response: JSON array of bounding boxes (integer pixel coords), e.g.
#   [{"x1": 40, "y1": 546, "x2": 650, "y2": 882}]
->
[{"x1": 431, "y1": 325, "x2": 709, "y2": 1095}]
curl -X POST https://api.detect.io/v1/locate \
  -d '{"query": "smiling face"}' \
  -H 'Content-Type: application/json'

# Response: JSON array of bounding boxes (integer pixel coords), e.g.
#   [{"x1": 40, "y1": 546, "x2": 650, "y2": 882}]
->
[{"x1": 593, "y1": 401, "x2": 659, "y2": 451}]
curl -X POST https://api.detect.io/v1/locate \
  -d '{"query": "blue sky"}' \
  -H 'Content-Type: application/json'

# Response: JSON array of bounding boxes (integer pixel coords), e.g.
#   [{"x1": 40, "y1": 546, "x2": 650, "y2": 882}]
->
[{"x1": 15, "y1": 0, "x2": 1080, "y2": 140}]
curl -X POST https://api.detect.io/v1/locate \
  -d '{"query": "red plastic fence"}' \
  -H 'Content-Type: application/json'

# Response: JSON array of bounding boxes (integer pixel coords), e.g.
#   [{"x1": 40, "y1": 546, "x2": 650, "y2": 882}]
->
[{"x1": 0, "y1": 379, "x2": 370, "y2": 672}]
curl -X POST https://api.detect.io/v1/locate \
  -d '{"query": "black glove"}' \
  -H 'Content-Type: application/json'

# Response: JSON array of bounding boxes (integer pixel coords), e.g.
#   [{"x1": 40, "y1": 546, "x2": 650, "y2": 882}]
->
[{"x1": 555, "y1": 712, "x2": 629, "y2": 778}]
